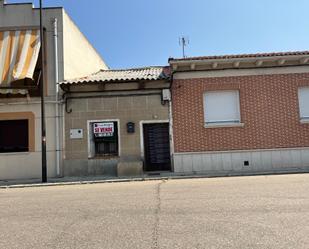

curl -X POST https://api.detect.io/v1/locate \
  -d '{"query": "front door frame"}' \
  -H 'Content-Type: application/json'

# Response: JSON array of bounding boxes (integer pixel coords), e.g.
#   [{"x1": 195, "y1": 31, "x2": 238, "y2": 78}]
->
[{"x1": 139, "y1": 120, "x2": 170, "y2": 171}]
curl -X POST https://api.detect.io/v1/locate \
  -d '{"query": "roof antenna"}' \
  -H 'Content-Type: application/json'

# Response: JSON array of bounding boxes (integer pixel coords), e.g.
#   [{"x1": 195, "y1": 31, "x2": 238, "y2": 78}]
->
[{"x1": 179, "y1": 36, "x2": 189, "y2": 58}]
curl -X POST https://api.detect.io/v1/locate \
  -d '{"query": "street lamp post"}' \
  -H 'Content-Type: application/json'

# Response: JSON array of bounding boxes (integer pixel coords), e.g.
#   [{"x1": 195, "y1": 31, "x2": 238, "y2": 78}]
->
[{"x1": 40, "y1": 0, "x2": 47, "y2": 183}]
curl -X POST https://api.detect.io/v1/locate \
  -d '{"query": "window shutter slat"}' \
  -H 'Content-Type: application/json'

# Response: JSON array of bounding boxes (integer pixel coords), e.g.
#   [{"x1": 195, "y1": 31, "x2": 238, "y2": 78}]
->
[
  {"x1": 299, "y1": 87, "x2": 309, "y2": 119},
  {"x1": 204, "y1": 91, "x2": 240, "y2": 123}
]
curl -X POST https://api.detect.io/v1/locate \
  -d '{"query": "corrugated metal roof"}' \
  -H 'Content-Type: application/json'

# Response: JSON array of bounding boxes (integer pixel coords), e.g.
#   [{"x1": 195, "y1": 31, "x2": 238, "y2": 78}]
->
[
  {"x1": 61, "y1": 66, "x2": 170, "y2": 85},
  {"x1": 169, "y1": 51, "x2": 309, "y2": 62}
]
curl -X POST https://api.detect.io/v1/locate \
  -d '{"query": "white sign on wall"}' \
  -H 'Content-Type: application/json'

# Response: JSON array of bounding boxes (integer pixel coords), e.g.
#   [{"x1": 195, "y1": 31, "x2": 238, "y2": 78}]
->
[
  {"x1": 70, "y1": 129, "x2": 83, "y2": 139},
  {"x1": 93, "y1": 122, "x2": 114, "y2": 137}
]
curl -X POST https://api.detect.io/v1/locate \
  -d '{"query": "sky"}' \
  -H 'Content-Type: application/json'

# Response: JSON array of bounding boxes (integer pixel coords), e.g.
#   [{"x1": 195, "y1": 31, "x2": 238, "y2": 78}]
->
[{"x1": 6, "y1": 0, "x2": 309, "y2": 69}]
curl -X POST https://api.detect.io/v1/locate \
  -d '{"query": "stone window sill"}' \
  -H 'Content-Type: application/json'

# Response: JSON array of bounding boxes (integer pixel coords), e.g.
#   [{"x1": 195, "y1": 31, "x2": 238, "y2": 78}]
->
[
  {"x1": 204, "y1": 122, "x2": 245, "y2": 128},
  {"x1": 0, "y1": 152, "x2": 30, "y2": 156},
  {"x1": 89, "y1": 156, "x2": 119, "y2": 160},
  {"x1": 300, "y1": 119, "x2": 309, "y2": 124}
]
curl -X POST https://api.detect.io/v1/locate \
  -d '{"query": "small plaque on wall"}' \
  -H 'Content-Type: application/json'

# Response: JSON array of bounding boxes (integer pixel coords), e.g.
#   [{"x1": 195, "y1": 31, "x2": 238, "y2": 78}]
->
[
  {"x1": 127, "y1": 122, "x2": 135, "y2": 133},
  {"x1": 70, "y1": 129, "x2": 83, "y2": 139}
]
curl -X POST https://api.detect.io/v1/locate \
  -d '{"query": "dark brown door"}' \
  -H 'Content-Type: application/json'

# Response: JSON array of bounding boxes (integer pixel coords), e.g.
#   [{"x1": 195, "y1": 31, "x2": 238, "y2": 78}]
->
[{"x1": 143, "y1": 123, "x2": 171, "y2": 171}]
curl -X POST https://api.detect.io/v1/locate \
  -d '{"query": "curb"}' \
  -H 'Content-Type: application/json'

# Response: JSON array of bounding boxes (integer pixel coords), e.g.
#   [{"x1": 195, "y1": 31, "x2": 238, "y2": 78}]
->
[
  {"x1": 0, "y1": 175, "x2": 213, "y2": 189},
  {"x1": 0, "y1": 176, "x2": 171, "y2": 189},
  {"x1": 1, "y1": 170, "x2": 308, "y2": 189}
]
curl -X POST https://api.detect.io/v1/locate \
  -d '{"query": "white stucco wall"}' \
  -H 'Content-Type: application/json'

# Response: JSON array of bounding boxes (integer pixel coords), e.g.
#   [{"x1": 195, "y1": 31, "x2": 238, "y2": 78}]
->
[{"x1": 62, "y1": 10, "x2": 108, "y2": 80}]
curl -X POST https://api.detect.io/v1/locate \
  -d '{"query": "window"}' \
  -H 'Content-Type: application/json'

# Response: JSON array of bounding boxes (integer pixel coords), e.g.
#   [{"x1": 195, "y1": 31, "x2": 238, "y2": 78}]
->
[
  {"x1": 204, "y1": 90, "x2": 241, "y2": 125},
  {"x1": 298, "y1": 87, "x2": 309, "y2": 121},
  {"x1": 89, "y1": 121, "x2": 119, "y2": 157},
  {"x1": 0, "y1": 120, "x2": 29, "y2": 153}
]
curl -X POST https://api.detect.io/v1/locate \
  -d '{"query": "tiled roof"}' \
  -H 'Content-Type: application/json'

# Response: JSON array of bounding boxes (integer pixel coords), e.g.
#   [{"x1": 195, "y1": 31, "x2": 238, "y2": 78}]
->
[
  {"x1": 169, "y1": 51, "x2": 309, "y2": 62},
  {"x1": 61, "y1": 66, "x2": 170, "y2": 85}
]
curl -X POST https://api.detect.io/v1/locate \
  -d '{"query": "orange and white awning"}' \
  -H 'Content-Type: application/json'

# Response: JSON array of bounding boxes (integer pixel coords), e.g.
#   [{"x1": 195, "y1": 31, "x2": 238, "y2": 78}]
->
[{"x1": 0, "y1": 29, "x2": 41, "y2": 94}]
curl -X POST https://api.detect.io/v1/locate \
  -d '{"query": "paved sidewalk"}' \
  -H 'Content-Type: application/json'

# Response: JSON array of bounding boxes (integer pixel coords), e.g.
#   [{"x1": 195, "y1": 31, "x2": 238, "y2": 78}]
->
[
  {"x1": 0, "y1": 175, "x2": 160, "y2": 188},
  {"x1": 0, "y1": 172, "x2": 192, "y2": 189},
  {"x1": 1, "y1": 170, "x2": 309, "y2": 189}
]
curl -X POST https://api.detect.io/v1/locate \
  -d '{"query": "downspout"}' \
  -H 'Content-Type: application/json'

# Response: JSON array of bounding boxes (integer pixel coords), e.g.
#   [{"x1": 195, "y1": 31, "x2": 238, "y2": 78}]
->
[
  {"x1": 168, "y1": 69, "x2": 175, "y2": 172},
  {"x1": 168, "y1": 95, "x2": 175, "y2": 172},
  {"x1": 53, "y1": 18, "x2": 60, "y2": 176}
]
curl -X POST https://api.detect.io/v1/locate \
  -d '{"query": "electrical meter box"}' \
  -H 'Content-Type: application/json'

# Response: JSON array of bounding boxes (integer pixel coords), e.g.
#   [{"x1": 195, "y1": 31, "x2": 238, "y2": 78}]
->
[
  {"x1": 127, "y1": 122, "x2": 135, "y2": 133},
  {"x1": 70, "y1": 129, "x2": 83, "y2": 139},
  {"x1": 162, "y1": 89, "x2": 171, "y2": 101}
]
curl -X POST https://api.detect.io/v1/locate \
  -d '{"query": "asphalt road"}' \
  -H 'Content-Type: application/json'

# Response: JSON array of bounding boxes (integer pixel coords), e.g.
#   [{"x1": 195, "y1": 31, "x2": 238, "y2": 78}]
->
[{"x1": 0, "y1": 174, "x2": 309, "y2": 249}]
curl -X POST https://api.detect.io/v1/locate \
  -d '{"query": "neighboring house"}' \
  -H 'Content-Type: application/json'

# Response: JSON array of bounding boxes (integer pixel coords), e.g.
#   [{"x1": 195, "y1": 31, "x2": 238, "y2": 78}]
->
[
  {"x1": 60, "y1": 67, "x2": 171, "y2": 176},
  {"x1": 0, "y1": 1, "x2": 107, "y2": 180},
  {"x1": 2, "y1": 2, "x2": 309, "y2": 180},
  {"x1": 169, "y1": 51, "x2": 309, "y2": 175}
]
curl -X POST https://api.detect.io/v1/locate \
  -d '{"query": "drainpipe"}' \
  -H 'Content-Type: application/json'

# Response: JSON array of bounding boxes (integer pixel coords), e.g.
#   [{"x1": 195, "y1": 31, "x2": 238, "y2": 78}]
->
[
  {"x1": 168, "y1": 97, "x2": 175, "y2": 172},
  {"x1": 53, "y1": 18, "x2": 60, "y2": 176},
  {"x1": 168, "y1": 71, "x2": 175, "y2": 172}
]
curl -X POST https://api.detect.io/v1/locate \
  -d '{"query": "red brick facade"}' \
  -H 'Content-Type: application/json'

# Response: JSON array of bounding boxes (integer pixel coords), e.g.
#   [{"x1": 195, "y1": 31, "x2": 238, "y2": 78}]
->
[{"x1": 172, "y1": 73, "x2": 309, "y2": 153}]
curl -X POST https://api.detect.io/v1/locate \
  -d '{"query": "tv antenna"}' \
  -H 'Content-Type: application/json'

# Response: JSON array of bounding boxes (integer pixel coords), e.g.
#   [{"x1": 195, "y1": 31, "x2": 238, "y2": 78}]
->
[{"x1": 179, "y1": 36, "x2": 189, "y2": 58}]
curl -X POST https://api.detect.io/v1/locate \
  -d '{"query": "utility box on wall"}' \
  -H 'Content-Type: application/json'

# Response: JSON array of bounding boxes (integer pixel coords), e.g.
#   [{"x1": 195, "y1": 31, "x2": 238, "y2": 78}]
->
[
  {"x1": 127, "y1": 122, "x2": 135, "y2": 133},
  {"x1": 162, "y1": 89, "x2": 171, "y2": 101},
  {"x1": 70, "y1": 129, "x2": 83, "y2": 139}
]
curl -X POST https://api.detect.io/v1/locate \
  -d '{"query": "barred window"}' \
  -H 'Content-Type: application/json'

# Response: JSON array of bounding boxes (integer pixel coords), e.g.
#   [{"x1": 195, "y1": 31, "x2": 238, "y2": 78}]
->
[{"x1": 92, "y1": 121, "x2": 119, "y2": 157}]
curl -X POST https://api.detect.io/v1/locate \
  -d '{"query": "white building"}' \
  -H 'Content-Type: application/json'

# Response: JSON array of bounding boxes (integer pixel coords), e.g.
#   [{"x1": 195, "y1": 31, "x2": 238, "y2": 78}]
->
[{"x1": 0, "y1": 1, "x2": 108, "y2": 180}]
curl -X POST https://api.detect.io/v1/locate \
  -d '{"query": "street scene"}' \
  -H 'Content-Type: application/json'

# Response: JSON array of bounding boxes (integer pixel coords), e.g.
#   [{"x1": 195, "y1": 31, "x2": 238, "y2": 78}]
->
[
  {"x1": 1, "y1": 0, "x2": 309, "y2": 248},
  {"x1": 1, "y1": 174, "x2": 308, "y2": 249}
]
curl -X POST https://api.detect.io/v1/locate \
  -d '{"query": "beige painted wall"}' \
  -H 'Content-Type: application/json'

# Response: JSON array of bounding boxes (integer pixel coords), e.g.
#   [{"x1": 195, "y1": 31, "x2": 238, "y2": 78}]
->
[
  {"x1": 65, "y1": 94, "x2": 169, "y2": 160},
  {"x1": 0, "y1": 101, "x2": 61, "y2": 179},
  {"x1": 0, "y1": 4, "x2": 64, "y2": 96},
  {"x1": 62, "y1": 10, "x2": 108, "y2": 80},
  {"x1": 0, "y1": 4, "x2": 63, "y2": 179},
  {"x1": 0, "y1": 3, "x2": 108, "y2": 179},
  {"x1": 0, "y1": 4, "x2": 108, "y2": 88},
  {"x1": 173, "y1": 65, "x2": 309, "y2": 80},
  {"x1": 64, "y1": 91, "x2": 169, "y2": 176}
]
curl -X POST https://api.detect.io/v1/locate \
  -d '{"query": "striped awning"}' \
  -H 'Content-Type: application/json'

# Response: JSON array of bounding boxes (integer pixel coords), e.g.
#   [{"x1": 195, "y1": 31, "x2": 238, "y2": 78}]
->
[{"x1": 0, "y1": 29, "x2": 41, "y2": 94}]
